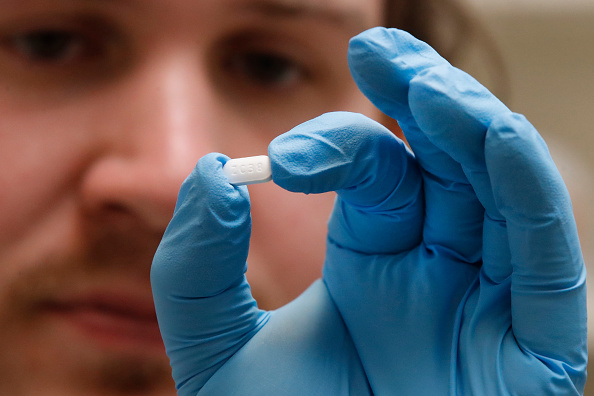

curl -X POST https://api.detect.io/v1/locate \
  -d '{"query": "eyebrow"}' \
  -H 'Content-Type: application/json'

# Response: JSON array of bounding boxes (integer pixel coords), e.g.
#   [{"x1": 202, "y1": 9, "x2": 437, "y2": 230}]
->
[
  {"x1": 234, "y1": 0, "x2": 368, "y2": 30},
  {"x1": 3, "y1": 0, "x2": 139, "y2": 12}
]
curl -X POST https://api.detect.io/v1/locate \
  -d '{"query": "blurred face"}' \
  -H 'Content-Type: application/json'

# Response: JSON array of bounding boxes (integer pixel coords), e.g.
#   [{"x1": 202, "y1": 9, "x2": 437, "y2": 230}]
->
[{"x1": 0, "y1": 0, "x2": 384, "y2": 394}]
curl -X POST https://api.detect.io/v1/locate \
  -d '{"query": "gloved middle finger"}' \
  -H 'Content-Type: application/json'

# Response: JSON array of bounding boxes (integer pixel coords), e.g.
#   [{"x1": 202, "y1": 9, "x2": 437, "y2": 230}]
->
[{"x1": 348, "y1": 27, "x2": 506, "y2": 265}]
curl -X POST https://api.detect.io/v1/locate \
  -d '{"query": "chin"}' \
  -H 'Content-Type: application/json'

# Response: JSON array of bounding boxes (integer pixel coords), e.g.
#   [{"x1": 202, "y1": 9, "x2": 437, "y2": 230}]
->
[{"x1": 0, "y1": 310, "x2": 175, "y2": 395}]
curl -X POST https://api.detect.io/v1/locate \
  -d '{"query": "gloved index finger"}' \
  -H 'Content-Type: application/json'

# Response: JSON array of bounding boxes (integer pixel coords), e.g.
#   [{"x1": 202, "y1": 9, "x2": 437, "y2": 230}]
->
[{"x1": 269, "y1": 111, "x2": 424, "y2": 255}]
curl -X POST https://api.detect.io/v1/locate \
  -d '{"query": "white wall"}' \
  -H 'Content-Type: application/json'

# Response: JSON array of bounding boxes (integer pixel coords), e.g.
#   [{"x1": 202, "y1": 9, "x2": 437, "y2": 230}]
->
[{"x1": 465, "y1": 0, "x2": 594, "y2": 13}]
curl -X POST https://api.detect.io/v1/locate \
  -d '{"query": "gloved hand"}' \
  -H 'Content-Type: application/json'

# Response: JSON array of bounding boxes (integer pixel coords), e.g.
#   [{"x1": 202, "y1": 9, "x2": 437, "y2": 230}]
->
[{"x1": 151, "y1": 27, "x2": 587, "y2": 395}]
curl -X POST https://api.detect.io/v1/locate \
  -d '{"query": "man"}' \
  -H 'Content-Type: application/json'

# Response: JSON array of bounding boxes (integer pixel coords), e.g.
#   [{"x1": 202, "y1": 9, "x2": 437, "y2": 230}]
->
[
  {"x1": 0, "y1": 0, "x2": 586, "y2": 394},
  {"x1": 0, "y1": 0, "x2": 388, "y2": 394}
]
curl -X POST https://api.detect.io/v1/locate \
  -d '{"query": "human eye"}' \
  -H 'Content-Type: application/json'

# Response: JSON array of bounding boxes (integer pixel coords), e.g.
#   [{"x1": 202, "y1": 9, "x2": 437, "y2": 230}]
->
[
  {"x1": 215, "y1": 33, "x2": 313, "y2": 93},
  {"x1": 0, "y1": 16, "x2": 126, "y2": 89},
  {"x1": 223, "y1": 48, "x2": 306, "y2": 89},
  {"x1": 211, "y1": 28, "x2": 356, "y2": 123},
  {"x1": 5, "y1": 29, "x2": 92, "y2": 64},
  {"x1": 1, "y1": 19, "x2": 112, "y2": 67}
]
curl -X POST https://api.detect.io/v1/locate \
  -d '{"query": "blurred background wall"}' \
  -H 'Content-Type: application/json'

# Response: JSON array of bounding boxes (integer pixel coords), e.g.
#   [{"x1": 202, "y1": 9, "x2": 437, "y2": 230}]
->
[{"x1": 461, "y1": 0, "x2": 594, "y2": 393}]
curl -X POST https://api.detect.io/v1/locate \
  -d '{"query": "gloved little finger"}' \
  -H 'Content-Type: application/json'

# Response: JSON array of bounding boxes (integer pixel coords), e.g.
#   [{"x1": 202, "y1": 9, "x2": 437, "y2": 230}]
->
[
  {"x1": 485, "y1": 113, "x2": 587, "y2": 386},
  {"x1": 269, "y1": 111, "x2": 423, "y2": 255},
  {"x1": 151, "y1": 153, "x2": 267, "y2": 395}
]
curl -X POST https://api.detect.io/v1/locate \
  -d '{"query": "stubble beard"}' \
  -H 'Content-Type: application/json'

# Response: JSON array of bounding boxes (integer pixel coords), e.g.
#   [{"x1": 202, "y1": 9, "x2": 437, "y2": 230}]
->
[{"x1": 0, "y1": 231, "x2": 176, "y2": 395}]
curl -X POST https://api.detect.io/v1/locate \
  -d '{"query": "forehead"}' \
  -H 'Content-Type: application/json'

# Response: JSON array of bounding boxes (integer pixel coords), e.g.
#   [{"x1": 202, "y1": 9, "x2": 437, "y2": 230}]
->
[
  {"x1": 233, "y1": 0, "x2": 384, "y2": 29},
  {"x1": 232, "y1": 0, "x2": 384, "y2": 17},
  {"x1": 3, "y1": 0, "x2": 384, "y2": 27}
]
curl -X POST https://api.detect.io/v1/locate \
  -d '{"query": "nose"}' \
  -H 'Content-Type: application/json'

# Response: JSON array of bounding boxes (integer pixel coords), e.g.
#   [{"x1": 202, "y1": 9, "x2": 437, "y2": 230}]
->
[{"x1": 80, "y1": 52, "x2": 217, "y2": 233}]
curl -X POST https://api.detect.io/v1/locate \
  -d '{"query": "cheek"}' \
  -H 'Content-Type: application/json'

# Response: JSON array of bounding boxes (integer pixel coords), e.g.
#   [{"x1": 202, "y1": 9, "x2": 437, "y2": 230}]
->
[
  {"x1": 246, "y1": 182, "x2": 335, "y2": 309},
  {"x1": 0, "y1": 108, "x2": 90, "y2": 254}
]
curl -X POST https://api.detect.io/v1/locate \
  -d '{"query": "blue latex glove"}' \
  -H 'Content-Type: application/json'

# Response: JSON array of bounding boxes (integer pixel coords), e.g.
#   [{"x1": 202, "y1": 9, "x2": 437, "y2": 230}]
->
[{"x1": 151, "y1": 27, "x2": 587, "y2": 395}]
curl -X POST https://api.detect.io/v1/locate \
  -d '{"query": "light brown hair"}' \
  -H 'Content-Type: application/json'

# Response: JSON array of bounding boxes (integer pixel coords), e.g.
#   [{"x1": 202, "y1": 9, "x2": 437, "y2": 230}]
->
[{"x1": 383, "y1": 0, "x2": 509, "y2": 99}]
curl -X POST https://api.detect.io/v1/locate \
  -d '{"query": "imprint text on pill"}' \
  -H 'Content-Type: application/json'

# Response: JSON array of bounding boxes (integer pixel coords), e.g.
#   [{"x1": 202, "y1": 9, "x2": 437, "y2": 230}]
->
[{"x1": 223, "y1": 155, "x2": 272, "y2": 186}]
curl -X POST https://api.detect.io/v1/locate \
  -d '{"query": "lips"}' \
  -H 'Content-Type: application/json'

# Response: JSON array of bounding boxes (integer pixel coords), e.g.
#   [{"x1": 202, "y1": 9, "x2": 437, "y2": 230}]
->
[{"x1": 43, "y1": 292, "x2": 165, "y2": 351}]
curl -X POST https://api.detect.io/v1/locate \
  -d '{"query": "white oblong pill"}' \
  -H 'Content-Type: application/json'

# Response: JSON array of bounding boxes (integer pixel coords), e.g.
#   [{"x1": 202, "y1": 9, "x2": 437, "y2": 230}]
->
[{"x1": 223, "y1": 155, "x2": 272, "y2": 186}]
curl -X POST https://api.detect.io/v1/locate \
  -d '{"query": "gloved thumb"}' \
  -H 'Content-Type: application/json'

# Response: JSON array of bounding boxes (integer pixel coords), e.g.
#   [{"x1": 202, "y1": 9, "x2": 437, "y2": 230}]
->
[{"x1": 151, "y1": 153, "x2": 267, "y2": 395}]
